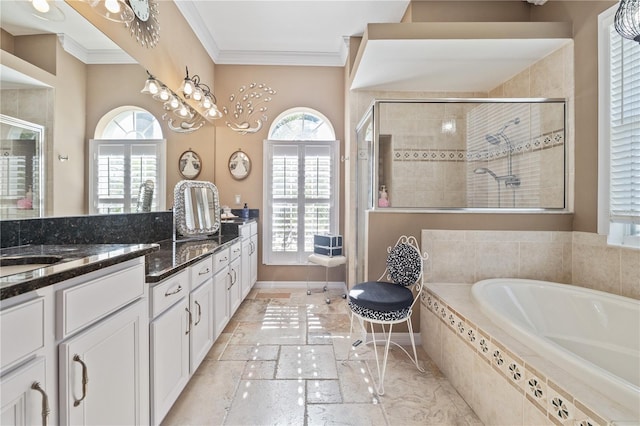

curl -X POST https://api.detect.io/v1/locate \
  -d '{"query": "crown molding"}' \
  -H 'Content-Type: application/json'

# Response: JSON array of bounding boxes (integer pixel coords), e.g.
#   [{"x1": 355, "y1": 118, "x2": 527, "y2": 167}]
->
[
  {"x1": 173, "y1": 0, "x2": 221, "y2": 63},
  {"x1": 57, "y1": 34, "x2": 136, "y2": 65},
  {"x1": 215, "y1": 48, "x2": 347, "y2": 67}
]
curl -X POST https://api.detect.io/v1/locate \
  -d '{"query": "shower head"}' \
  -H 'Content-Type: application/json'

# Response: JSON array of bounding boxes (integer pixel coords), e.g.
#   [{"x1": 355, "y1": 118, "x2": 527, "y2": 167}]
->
[
  {"x1": 485, "y1": 134, "x2": 502, "y2": 145},
  {"x1": 474, "y1": 167, "x2": 498, "y2": 180},
  {"x1": 486, "y1": 117, "x2": 521, "y2": 145}
]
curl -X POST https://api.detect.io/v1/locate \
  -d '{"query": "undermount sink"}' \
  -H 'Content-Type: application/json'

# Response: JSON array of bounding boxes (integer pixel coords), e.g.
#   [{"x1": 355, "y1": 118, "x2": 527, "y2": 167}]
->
[{"x1": 0, "y1": 255, "x2": 65, "y2": 278}]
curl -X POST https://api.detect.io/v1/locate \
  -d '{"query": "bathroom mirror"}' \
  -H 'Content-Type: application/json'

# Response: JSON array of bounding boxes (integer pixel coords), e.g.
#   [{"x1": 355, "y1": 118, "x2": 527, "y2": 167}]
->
[
  {"x1": 358, "y1": 98, "x2": 567, "y2": 210},
  {"x1": 173, "y1": 180, "x2": 220, "y2": 239},
  {"x1": 0, "y1": 114, "x2": 45, "y2": 219}
]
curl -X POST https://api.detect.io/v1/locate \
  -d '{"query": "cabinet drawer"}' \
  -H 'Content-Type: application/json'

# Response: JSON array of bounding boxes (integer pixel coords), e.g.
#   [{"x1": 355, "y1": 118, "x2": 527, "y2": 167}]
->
[
  {"x1": 213, "y1": 248, "x2": 230, "y2": 274},
  {"x1": 250, "y1": 221, "x2": 258, "y2": 235},
  {"x1": 150, "y1": 268, "x2": 189, "y2": 318},
  {"x1": 58, "y1": 263, "x2": 145, "y2": 339},
  {"x1": 229, "y1": 241, "x2": 242, "y2": 262},
  {"x1": 0, "y1": 297, "x2": 45, "y2": 370},
  {"x1": 190, "y1": 255, "x2": 213, "y2": 289}
]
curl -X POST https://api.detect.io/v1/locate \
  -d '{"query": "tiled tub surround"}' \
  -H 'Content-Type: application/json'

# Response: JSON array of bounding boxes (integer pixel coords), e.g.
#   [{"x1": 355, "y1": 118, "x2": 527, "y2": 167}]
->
[
  {"x1": 422, "y1": 230, "x2": 640, "y2": 300},
  {"x1": 421, "y1": 284, "x2": 639, "y2": 425}
]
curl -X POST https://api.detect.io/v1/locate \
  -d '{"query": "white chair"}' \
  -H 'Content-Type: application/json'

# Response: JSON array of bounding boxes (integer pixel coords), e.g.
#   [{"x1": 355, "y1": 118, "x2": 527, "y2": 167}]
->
[
  {"x1": 348, "y1": 235, "x2": 428, "y2": 395},
  {"x1": 306, "y1": 253, "x2": 347, "y2": 304}
]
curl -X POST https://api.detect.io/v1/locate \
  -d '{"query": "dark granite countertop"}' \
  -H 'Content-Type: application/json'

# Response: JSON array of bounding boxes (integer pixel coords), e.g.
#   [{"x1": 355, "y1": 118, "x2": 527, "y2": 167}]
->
[
  {"x1": 0, "y1": 244, "x2": 159, "y2": 300},
  {"x1": 145, "y1": 235, "x2": 240, "y2": 283}
]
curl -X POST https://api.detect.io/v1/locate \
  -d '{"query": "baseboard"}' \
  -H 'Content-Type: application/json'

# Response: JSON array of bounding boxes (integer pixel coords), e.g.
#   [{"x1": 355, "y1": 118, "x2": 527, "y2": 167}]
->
[{"x1": 255, "y1": 281, "x2": 347, "y2": 292}]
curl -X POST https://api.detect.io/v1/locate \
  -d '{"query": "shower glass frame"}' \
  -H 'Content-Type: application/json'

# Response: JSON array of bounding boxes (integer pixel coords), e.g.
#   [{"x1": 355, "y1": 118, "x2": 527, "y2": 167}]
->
[{"x1": 360, "y1": 98, "x2": 568, "y2": 212}]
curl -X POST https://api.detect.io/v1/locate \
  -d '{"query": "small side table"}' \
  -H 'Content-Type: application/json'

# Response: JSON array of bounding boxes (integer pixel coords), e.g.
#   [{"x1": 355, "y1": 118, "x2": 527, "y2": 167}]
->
[{"x1": 306, "y1": 254, "x2": 347, "y2": 304}]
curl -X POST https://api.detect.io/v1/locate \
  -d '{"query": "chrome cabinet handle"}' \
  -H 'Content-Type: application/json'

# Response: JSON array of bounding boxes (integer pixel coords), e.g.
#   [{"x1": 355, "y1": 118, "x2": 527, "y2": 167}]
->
[
  {"x1": 198, "y1": 268, "x2": 210, "y2": 276},
  {"x1": 232, "y1": 269, "x2": 238, "y2": 284},
  {"x1": 219, "y1": 256, "x2": 228, "y2": 264},
  {"x1": 185, "y1": 307, "x2": 192, "y2": 334},
  {"x1": 227, "y1": 272, "x2": 232, "y2": 290},
  {"x1": 165, "y1": 285, "x2": 182, "y2": 296},
  {"x1": 31, "y1": 382, "x2": 49, "y2": 426},
  {"x1": 72, "y1": 355, "x2": 89, "y2": 407},
  {"x1": 194, "y1": 301, "x2": 202, "y2": 326}
]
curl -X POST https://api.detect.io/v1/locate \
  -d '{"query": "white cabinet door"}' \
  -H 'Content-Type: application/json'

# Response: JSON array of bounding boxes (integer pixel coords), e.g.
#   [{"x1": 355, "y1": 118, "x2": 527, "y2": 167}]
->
[
  {"x1": 241, "y1": 238, "x2": 251, "y2": 299},
  {"x1": 59, "y1": 299, "x2": 148, "y2": 426},
  {"x1": 1, "y1": 357, "x2": 49, "y2": 426},
  {"x1": 189, "y1": 279, "x2": 214, "y2": 373},
  {"x1": 213, "y1": 269, "x2": 229, "y2": 339},
  {"x1": 250, "y1": 234, "x2": 258, "y2": 287},
  {"x1": 228, "y1": 256, "x2": 242, "y2": 316},
  {"x1": 149, "y1": 298, "x2": 190, "y2": 425}
]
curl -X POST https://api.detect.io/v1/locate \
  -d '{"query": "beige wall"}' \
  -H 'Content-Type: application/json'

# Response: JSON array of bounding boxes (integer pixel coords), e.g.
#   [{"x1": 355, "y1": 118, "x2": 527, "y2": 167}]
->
[
  {"x1": 214, "y1": 64, "x2": 345, "y2": 282},
  {"x1": 85, "y1": 64, "x2": 216, "y2": 207}
]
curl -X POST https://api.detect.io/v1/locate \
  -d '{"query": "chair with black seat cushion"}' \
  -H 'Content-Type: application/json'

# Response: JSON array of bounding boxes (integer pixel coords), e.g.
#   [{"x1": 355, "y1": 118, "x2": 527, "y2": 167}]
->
[{"x1": 348, "y1": 235, "x2": 428, "y2": 395}]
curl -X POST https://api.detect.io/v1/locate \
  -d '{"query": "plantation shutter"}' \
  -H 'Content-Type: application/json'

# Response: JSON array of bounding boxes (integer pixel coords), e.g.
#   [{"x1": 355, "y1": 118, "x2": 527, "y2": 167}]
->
[
  {"x1": 90, "y1": 139, "x2": 166, "y2": 214},
  {"x1": 265, "y1": 140, "x2": 338, "y2": 264},
  {"x1": 609, "y1": 26, "x2": 640, "y2": 224}
]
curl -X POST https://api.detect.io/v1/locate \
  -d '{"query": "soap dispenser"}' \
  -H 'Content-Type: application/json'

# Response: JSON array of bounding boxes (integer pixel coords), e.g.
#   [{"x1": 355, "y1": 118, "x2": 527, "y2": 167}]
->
[{"x1": 241, "y1": 203, "x2": 249, "y2": 219}]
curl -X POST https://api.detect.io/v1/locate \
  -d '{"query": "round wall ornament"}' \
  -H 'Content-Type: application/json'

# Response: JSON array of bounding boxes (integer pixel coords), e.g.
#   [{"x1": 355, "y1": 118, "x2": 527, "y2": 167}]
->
[
  {"x1": 125, "y1": 0, "x2": 160, "y2": 48},
  {"x1": 179, "y1": 149, "x2": 201, "y2": 179},
  {"x1": 228, "y1": 150, "x2": 251, "y2": 180}
]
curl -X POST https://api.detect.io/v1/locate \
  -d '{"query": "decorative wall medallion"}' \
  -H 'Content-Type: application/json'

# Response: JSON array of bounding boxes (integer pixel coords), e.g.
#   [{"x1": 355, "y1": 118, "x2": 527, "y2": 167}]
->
[
  {"x1": 178, "y1": 149, "x2": 201, "y2": 179},
  {"x1": 125, "y1": 0, "x2": 159, "y2": 48},
  {"x1": 223, "y1": 83, "x2": 276, "y2": 135}
]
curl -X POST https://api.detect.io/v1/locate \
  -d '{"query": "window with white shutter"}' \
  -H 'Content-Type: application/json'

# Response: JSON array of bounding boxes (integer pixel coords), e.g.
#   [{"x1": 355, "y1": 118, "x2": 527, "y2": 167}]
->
[
  {"x1": 264, "y1": 108, "x2": 339, "y2": 264},
  {"x1": 89, "y1": 108, "x2": 166, "y2": 214},
  {"x1": 598, "y1": 6, "x2": 640, "y2": 248}
]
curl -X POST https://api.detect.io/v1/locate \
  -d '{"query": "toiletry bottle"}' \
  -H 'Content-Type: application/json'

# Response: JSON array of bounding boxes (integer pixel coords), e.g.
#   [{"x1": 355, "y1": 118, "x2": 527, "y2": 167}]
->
[{"x1": 242, "y1": 203, "x2": 249, "y2": 218}]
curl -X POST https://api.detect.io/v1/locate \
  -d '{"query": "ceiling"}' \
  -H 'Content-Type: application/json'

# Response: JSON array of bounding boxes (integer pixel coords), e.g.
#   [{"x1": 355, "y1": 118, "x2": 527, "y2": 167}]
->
[{"x1": 0, "y1": 0, "x2": 571, "y2": 92}]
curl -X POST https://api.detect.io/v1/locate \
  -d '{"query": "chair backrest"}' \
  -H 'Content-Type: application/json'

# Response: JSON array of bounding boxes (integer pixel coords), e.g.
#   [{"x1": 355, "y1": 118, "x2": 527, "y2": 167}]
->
[{"x1": 385, "y1": 236, "x2": 424, "y2": 287}]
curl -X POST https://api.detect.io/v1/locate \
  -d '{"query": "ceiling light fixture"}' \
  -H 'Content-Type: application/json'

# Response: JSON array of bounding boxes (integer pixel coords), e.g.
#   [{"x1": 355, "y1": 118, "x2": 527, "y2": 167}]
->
[
  {"x1": 223, "y1": 83, "x2": 276, "y2": 135},
  {"x1": 27, "y1": 0, "x2": 65, "y2": 21},
  {"x1": 615, "y1": 0, "x2": 640, "y2": 43},
  {"x1": 179, "y1": 67, "x2": 222, "y2": 119},
  {"x1": 80, "y1": 0, "x2": 134, "y2": 23},
  {"x1": 141, "y1": 70, "x2": 220, "y2": 134}
]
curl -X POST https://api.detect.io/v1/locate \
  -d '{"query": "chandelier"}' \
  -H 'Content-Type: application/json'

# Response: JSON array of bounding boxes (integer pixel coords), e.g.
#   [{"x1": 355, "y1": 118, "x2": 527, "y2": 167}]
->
[
  {"x1": 141, "y1": 70, "x2": 221, "y2": 134},
  {"x1": 615, "y1": 0, "x2": 640, "y2": 43}
]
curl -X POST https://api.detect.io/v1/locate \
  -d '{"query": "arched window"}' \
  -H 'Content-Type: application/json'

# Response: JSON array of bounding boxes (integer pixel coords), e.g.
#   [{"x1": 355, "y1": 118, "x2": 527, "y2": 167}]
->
[
  {"x1": 264, "y1": 108, "x2": 339, "y2": 265},
  {"x1": 89, "y1": 106, "x2": 166, "y2": 214}
]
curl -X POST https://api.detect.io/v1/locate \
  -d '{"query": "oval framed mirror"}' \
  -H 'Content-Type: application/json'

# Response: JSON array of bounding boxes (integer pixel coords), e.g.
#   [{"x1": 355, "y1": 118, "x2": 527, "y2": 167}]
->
[
  {"x1": 179, "y1": 149, "x2": 201, "y2": 179},
  {"x1": 228, "y1": 150, "x2": 251, "y2": 180}
]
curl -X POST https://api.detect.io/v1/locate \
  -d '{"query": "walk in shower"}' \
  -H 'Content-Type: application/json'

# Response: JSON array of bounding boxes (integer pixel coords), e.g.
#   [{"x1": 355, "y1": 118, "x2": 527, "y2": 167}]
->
[{"x1": 356, "y1": 98, "x2": 567, "y2": 211}]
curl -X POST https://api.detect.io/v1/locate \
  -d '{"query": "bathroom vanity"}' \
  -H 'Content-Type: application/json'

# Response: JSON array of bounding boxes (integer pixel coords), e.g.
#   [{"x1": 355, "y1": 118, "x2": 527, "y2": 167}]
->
[{"x1": 0, "y1": 212, "x2": 259, "y2": 426}]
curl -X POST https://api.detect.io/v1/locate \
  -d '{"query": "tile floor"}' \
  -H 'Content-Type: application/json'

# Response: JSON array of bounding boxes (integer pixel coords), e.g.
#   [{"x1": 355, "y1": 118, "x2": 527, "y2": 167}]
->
[{"x1": 162, "y1": 287, "x2": 482, "y2": 425}]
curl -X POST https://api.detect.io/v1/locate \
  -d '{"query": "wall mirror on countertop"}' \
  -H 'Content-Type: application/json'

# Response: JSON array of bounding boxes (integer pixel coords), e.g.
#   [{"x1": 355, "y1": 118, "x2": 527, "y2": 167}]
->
[
  {"x1": 173, "y1": 180, "x2": 221, "y2": 239},
  {"x1": 357, "y1": 98, "x2": 567, "y2": 211}
]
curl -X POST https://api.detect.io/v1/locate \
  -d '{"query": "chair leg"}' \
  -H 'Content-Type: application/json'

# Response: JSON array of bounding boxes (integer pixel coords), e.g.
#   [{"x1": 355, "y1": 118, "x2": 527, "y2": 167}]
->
[
  {"x1": 407, "y1": 318, "x2": 425, "y2": 373},
  {"x1": 369, "y1": 322, "x2": 393, "y2": 396}
]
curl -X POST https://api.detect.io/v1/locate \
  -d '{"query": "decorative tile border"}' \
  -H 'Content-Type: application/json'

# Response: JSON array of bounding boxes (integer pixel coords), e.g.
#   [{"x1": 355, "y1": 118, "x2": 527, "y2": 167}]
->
[
  {"x1": 422, "y1": 290, "x2": 610, "y2": 426},
  {"x1": 393, "y1": 129, "x2": 564, "y2": 163},
  {"x1": 393, "y1": 149, "x2": 466, "y2": 162},
  {"x1": 466, "y1": 129, "x2": 565, "y2": 162}
]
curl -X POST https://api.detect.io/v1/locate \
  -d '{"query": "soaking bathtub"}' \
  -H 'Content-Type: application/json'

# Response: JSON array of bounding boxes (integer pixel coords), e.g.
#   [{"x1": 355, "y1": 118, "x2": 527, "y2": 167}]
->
[{"x1": 471, "y1": 278, "x2": 640, "y2": 415}]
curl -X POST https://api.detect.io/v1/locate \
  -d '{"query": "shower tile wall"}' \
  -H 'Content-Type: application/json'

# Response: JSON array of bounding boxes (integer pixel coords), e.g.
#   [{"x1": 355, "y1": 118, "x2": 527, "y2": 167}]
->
[
  {"x1": 421, "y1": 229, "x2": 640, "y2": 300},
  {"x1": 379, "y1": 102, "x2": 470, "y2": 208},
  {"x1": 489, "y1": 43, "x2": 574, "y2": 210}
]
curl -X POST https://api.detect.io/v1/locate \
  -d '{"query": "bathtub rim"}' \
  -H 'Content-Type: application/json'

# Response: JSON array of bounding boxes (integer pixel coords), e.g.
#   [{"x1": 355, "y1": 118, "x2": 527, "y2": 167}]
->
[{"x1": 470, "y1": 278, "x2": 640, "y2": 414}]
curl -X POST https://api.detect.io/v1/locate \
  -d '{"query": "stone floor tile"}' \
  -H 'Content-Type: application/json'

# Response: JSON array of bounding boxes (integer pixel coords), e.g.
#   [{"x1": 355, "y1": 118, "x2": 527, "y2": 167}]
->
[
  {"x1": 307, "y1": 403, "x2": 387, "y2": 426},
  {"x1": 307, "y1": 379, "x2": 343, "y2": 404},
  {"x1": 224, "y1": 379, "x2": 305, "y2": 425},
  {"x1": 276, "y1": 345, "x2": 338, "y2": 379}
]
